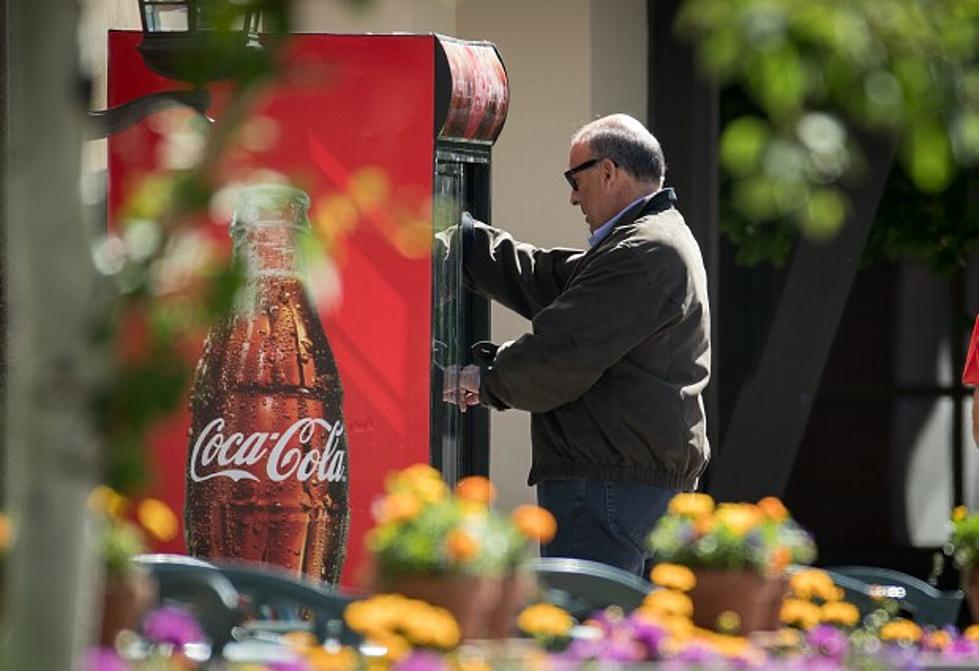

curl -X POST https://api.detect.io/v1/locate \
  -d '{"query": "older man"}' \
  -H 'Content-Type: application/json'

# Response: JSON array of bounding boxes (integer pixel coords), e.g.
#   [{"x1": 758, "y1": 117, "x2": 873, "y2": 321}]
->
[{"x1": 447, "y1": 114, "x2": 711, "y2": 575}]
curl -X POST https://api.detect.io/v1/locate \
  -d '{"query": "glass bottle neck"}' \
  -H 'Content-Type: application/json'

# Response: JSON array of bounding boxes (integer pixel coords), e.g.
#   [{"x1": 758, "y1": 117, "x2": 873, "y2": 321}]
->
[{"x1": 232, "y1": 223, "x2": 308, "y2": 278}]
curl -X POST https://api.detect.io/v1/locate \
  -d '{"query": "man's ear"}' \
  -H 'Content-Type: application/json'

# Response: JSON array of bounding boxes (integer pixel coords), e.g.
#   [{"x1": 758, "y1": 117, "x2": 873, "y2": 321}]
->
[{"x1": 601, "y1": 157, "x2": 618, "y2": 185}]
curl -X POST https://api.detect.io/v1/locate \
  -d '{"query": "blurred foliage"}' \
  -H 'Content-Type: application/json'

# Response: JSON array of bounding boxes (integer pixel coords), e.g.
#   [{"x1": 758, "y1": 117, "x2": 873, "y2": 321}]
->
[
  {"x1": 678, "y1": 0, "x2": 979, "y2": 267},
  {"x1": 94, "y1": 0, "x2": 285, "y2": 493}
]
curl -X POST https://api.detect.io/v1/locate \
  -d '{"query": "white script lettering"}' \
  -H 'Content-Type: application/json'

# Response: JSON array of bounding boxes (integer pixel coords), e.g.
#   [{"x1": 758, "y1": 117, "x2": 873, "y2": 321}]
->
[{"x1": 190, "y1": 417, "x2": 347, "y2": 484}]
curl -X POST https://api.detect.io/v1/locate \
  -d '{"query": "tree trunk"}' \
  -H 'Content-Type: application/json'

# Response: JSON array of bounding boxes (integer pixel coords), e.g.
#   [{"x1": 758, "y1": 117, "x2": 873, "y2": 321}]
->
[{"x1": 4, "y1": 0, "x2": 102, "y2": 667}]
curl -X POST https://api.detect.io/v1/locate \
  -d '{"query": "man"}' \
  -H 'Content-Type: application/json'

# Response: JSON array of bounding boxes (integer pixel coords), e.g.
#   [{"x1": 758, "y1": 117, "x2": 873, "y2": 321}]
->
[{"x1": 446, "y1": 114, "x2": 711, "y2": 575}]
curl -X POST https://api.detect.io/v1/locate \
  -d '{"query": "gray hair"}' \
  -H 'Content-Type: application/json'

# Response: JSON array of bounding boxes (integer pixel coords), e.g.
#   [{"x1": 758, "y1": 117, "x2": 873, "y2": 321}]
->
[{"x1": 572, "y1": 114, "x2": 665, "y2": 184}]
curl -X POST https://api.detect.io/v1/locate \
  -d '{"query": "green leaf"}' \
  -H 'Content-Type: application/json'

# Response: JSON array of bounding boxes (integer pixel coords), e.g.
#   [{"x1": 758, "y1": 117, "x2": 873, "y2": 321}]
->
[
  {"x1": 905, "y1": 121, "x2": 953, "y2": 192},
  {"x1": 720, "y1": 116, "x2": 770, "y2": 176}
]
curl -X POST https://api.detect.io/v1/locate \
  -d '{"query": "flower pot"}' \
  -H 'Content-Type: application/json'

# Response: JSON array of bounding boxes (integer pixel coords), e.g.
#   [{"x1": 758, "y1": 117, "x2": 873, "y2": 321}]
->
[
  {"x1": 485, "y1": 570, "x2": 534, "y2": 639},
  {"x1": 100, "y1": 567, "x2": 157, "y2": 646},
  {"x1": 374, "y1": 571, "x2": 500, "y2": 640},
  {"x1": 967, "y1": 565, "x2": 979, "y2": 623},
  {"x1": 688, "y1": 569, "x2": 787, "y2": 634}
]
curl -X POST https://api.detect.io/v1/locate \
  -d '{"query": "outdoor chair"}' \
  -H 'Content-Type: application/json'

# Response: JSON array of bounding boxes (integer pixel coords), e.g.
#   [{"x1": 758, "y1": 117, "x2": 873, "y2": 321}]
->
[
  {"x1": 827, "y1": 565, "x2": 963, "y2": 627},
  {"x1": 527, "y1": 557, "x2": 653, "y2": 620},
  {"x1": 135, "y1": 554, "x2": 363, "y2": 651},
  {"x1": 134, "y1": 554, "x2": 242, "y2": 655}
]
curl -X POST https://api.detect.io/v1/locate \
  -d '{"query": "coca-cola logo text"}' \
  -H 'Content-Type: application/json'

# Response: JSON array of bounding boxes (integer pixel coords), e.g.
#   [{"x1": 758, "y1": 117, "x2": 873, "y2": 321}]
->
[{"x1": 190, "y1": 417, "x2": 346, "y2": 483}]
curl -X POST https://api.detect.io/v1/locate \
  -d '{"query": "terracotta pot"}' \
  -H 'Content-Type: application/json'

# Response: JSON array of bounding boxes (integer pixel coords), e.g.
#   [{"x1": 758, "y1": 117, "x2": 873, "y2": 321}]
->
[
  {"x1": 374, "y1": 571, "x2": 500, "y2": 640},
  {"x1": 485, "y1": 570, "x2": 534, "y2": 639},
  {"x1": 100, "y1": 567, "x2": 157, "y2": 646},
  {"x1": 967, "y1": 565, "x2": 979, "y2": 623},
  {"x1": 688, "y1": 569, "x2": 788, "y2": 634}
]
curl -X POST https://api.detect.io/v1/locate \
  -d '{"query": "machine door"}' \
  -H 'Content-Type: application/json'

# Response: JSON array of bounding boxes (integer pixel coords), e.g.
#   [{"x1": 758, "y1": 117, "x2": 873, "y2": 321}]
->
[{"x1": 431, "y1": 145, "x2": 491, "y2": 484}]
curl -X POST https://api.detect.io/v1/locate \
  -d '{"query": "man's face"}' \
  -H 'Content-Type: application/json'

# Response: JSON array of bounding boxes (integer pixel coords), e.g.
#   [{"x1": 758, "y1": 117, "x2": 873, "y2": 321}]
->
[{"x1": 568, "y1": 141, "x2": 609, "y2": 232}]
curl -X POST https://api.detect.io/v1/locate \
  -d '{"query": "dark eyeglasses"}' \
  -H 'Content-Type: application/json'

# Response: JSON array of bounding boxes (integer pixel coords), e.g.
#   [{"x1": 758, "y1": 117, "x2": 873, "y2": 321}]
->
[{"x1": 564, "y1": 158, "x2": 600, "y2": 190}]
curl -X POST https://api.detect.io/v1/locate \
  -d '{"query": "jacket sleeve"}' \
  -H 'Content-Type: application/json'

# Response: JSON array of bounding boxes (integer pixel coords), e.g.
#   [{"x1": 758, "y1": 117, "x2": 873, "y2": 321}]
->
[
  {"x1": 463, "y1": 216, "x2": 584, "y2": 320},
  {"x1": 479, "y1": 243, "x2": 686, "y2": 412}
]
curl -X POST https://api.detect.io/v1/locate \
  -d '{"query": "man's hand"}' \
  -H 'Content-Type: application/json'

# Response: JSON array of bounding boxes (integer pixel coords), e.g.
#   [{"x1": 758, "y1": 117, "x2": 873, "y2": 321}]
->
[{"x1": 442, "y1": 364, "x2": 481, "y2": 413}]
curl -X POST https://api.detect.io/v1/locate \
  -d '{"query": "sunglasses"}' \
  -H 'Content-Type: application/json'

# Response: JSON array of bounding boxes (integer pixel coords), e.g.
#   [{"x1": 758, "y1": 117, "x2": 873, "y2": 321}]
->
[{"x1": 564, "y1": 157, "x2": 600, "y2": 190}]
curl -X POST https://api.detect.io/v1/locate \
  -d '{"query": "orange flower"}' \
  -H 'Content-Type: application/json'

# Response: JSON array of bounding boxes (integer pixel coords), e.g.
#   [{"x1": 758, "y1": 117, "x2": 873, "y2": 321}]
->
[
  {"x1": 0, "y1": 513, "x2": 13, "y2": 552},
  {"x1": 446, "y1": 528, "x2": 480, "y2": 562},
  {"x1": 769, "y1": 546, "x2": 791, "y2": 573},
  {"x1": 694, "y1": 515, "x2": 715, "y2": 535},
  {"x1": 377, "y1": 492, "x2": 422, "y2": 525},
  {"x1": 924, "y1": 629, "x2": 952, "y2": 651},
  {"x1": 455, "y1": 476, "x2": 496, "y2": 505},
  {"x1": 512, "y1": 505, "x2": 557, "y2": 543},
  {"x1": 757, "y1": 496, "x2": 789, "y2": 521},
  {"x1": 953, "y1": 505, "x2": 969, "y2": 522}
]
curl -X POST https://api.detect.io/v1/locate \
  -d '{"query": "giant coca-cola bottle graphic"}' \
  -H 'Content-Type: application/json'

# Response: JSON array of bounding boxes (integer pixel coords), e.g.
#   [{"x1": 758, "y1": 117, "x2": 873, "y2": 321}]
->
[{"x1": 185, "y1": 184, "x2": 349, "y2": 584}]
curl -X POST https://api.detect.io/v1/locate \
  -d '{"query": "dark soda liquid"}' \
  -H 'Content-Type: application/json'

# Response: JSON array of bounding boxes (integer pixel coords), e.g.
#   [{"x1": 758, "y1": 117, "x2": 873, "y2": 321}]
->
[{"x1": 185, "y1": 275, "x2": 349, "y2": 584}]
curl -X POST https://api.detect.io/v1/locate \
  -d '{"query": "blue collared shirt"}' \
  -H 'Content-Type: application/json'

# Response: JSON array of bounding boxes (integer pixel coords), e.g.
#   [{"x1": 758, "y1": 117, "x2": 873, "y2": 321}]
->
[{"x1": 586, "y1": 191, "x2": 659, "y2": 247}]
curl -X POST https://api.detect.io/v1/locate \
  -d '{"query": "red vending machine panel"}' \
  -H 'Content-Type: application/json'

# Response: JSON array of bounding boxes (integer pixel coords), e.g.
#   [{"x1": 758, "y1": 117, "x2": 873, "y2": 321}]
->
[{"x1": 107, "y1": 32, "x2": 507, "y2": 586}]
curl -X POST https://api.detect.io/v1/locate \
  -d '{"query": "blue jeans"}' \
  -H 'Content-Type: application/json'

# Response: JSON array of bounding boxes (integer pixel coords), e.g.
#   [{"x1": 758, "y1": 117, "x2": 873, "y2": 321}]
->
[{"x1": 537, "y1": 478, "x2": 675, "y2": 576}]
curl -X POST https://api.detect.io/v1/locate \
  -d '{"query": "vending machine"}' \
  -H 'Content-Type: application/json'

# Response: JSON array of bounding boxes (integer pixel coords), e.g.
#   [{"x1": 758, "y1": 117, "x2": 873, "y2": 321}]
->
[{"x1": 107, "y1": 32, "x2": 508, "y2": 584}]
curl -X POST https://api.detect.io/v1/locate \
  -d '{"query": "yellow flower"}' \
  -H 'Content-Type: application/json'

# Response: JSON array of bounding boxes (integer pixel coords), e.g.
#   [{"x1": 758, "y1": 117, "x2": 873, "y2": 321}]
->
[
  {"x1": 715, "y1": 610, "x2": 741, "y2": 634},
  {"x1": 633, "y1": 610, "x2": 694, "y2": 639},
  {"x1": 820, "y1": 601, "x2": 860, "y2": 628},
  {"x1": 88, "y1": 485, "x2": 129, "y2": 519},
  {"x1": 517, "y1": 603, "x2": 573, "y2": 638},
  {"x1": 757, "y1": 496, "x2": 790, "y2": 521},
  {"x1": 925, "y1": 629, "x2": 953, "y2": 651},
  {"x1": 455, "y1": 476, "x2": 496, "y2": 505},
  {"x1": 779, "y1": 598, "x2": 821, "y2": 630},
  {"x1": 455, "y1": 657, "x2": 492, "y2": 671},
  {"x1": 136, "y1": 498, "x2": 178, "y2": 542},
  {"x1": 954, "y1": 505, "x2": 969, "y2": 522},
  {"x1": 715, "y1": 503, "x2": 764, "y2": 536},
  {"x1": 698, "y1": 629, "x2": 752, "y2": 658},
  {"x1": 388, "y1": 464, "x2": 448, "y2": 504},
  {"x1": 304, "y1": 646, "x2": 359, "y2": 671},
  {"x1": 668, "y1": 493, "x2": 715, "y2": 518},
  {"x1": 445, "y1": 528, "x2": 480, "y2": 563},
  {"x1": 965, "y1": 624, "x2": 979, "y2": 641},
  {"x1": 512, "y1": 505, "x2": 557, "y2": 543},
  {"x1": 649, "y1": 563, "x2": 697, "y2": 592},
  {"x1": 789, "y1": 569, "x2": 842, "y2": 602},
  {"x1": 399, "y1": 604, "x2": 461, "y2": 649},
  {"x1": 773, "y1": 628, "x2": 802, "y2": 648},
  {"x1": 879, "y1": 618, "x2": 922, "y2": 644},
  {"x1": 642, "y1": 589, "x2": 694, "y2": 619},
  {"x1": 367, "y1": 631, "x2": 411, "y2": 661},
  {"x1": 345, "y1": 595, "x2": 405, "y2": 635}
]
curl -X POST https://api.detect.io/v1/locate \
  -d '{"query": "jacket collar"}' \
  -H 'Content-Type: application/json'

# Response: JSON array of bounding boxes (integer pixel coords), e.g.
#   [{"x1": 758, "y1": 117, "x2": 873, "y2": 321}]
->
[{"x1": 588, "y1": 187, "x2": 677, "y2": 252}]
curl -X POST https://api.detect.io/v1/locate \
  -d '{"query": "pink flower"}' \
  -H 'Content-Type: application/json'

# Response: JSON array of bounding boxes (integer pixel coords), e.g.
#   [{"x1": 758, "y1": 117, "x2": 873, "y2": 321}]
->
[{"x1": 142, "y1": 605, "x2": 205, "y2": 646}]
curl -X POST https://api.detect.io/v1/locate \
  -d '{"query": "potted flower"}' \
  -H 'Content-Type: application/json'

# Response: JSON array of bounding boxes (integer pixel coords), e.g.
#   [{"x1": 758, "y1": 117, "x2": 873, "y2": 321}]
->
[
  {"x1": 365, "y1": 464, "x2": 555, "y2": 639},
  {"x1": 948, "y1": 505, "x2": 979, "y2": 620},
  {"x1": 646, "y1": 493, "x2": 816, "y2": 634},
  {"x1": 89, "y1": 486, "x2": 179, "y2": 645}
]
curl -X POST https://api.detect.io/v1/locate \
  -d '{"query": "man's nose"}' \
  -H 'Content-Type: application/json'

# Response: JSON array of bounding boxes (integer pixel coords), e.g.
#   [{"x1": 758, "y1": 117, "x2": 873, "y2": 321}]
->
[{"x1": 570, "y1": 190, "x2": 580, "y2": 206}]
